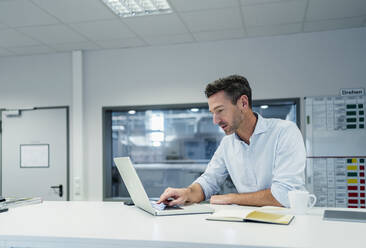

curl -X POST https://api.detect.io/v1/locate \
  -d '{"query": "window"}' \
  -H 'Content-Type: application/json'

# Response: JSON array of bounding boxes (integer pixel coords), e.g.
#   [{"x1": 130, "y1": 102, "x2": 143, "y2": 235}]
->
[{"x1": 103, "y1": 98, "x2": 300, "y2": 200}]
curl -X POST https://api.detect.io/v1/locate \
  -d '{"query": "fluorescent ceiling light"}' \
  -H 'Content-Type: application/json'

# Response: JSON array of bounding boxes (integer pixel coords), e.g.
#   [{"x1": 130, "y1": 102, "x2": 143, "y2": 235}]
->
[
  {"x1": 102, "y1": 0, "x2": 172, "y2": 18},
  {"x1": 152, "y1": 141, "x2": 161, "y2": 147},
  {"x1": 112, "y1": 125, "x2": 125, "y2": 131},
  {"x1": 260, "y1": 105, "x2": 269, "y2": 109},
  {"x1": 150, "y1": 131, "x2": 164, "y2": 142},
  {"x1": 148, "y1": 113, "x2": 164, "y2": 131},
  {"x1": 128, "y1": 110, "x2": 136, "y2": 114},
  {"x1": 190, "y1": 108, "x2": 199, "y2": 112}
]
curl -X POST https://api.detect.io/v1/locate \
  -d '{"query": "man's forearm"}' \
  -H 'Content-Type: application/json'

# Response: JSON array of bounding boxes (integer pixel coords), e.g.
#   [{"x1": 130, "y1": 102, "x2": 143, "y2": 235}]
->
[
  {"x1": 232, "y1": 189, "x2": 282, "y2": 206},
  {"x1": 186, "y1": 183, "x2": 205, "y2": 203},
  {"x1": 211, "y1": 189, "x2": 283, "y2": 207}
]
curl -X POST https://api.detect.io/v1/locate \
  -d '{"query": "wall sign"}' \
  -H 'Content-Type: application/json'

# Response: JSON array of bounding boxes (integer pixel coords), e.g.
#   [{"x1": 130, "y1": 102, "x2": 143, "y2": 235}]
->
[
  {"x1": 20, "y1": 144, "x2": 49, "y2": 168},
  {"x1": 340, "y1": 88, "x2": 364, "y2": 96}
]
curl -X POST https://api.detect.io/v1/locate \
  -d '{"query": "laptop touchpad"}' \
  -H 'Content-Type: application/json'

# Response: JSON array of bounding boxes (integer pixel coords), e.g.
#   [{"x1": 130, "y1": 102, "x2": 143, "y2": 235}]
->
[{"x1": 164, "y1": 205, "x2": 183, "y2": 210}]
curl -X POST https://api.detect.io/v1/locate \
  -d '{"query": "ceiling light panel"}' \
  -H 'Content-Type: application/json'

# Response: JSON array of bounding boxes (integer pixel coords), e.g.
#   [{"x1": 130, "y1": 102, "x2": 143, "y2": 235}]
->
[{"x1": 102, "y1": 0, "x2": 172, "y2": 17}]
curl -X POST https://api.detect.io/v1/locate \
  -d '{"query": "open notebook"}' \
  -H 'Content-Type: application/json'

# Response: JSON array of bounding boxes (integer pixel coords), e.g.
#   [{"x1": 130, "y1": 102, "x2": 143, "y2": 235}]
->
[{"x1": 206, "y1": 206, "x2": 294, "y2": 225}]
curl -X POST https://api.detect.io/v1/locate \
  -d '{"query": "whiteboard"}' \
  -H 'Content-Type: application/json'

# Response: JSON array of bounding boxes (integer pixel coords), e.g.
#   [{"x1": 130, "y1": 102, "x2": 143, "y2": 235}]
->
[{"x1": 305, "y1": 95, "x2": 366, "y2": 157}]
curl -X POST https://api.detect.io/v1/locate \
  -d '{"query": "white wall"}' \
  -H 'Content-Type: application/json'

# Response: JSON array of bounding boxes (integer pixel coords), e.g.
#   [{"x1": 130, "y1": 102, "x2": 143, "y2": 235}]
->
[
  {"x1": 1, "y1": 27, "x2": 366, "y2": 200},
  {"x1": 0, "y1": 53, "x2": 72, "y2": 108}
]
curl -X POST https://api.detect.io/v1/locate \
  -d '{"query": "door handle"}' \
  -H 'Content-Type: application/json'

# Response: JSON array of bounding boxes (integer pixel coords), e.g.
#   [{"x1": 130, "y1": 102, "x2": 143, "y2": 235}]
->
[{"x1": 50, "y1": 184, "x2": 63, "y2": 197}]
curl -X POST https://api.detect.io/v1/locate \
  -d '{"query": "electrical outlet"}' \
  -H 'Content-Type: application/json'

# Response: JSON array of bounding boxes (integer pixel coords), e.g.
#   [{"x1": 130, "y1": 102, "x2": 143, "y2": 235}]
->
[{"x1": 74, "y1": 177, "x2": 81, "y2": 196}]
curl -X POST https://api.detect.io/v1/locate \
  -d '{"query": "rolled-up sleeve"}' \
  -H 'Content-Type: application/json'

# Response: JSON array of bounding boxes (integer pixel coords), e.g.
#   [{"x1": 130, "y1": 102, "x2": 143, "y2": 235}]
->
[
  {"x1": 194, "y1": 139, "x2": 228, "y2": 200},
  {"x1": 271, "y1": 122, "x2": 306, "y2": 207}
]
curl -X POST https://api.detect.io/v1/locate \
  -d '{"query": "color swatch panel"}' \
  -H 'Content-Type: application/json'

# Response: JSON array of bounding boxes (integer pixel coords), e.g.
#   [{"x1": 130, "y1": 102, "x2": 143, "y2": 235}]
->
[{"x1": 311, "y1": 158, "x2": 366, "y2": 208}]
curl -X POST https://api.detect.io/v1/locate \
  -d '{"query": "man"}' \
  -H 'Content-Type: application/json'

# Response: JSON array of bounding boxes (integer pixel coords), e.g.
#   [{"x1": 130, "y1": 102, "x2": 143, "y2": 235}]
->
[{"x1": 158, "y1": 75, "x2": 306, "y2": 208}]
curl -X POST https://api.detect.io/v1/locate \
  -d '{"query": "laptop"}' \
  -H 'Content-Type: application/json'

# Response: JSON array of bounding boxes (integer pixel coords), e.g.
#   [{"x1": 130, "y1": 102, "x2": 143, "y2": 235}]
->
[
  {"x1": 323, "y1": 209, "x2": 366, "y2": 223},
  {"x1": 114, "y1": 157, "x2": 214, "y2": 216}
]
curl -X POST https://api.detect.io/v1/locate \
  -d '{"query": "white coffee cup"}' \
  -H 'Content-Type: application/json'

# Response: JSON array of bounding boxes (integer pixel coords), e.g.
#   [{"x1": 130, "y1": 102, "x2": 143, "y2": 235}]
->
[{"x1": 288, "y1": 190, "x2": 317, "y2": 214}]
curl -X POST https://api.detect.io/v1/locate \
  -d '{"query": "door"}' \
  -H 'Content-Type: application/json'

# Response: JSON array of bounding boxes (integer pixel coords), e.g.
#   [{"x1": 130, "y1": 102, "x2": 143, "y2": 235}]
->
[{"x1": 1, "y1": 107, "x2": 69, "y2": 200}]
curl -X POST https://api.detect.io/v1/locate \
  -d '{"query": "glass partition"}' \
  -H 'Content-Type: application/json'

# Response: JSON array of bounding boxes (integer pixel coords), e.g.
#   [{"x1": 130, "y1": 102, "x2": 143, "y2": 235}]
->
[
  {"x1": 103, "y1": 99, "x2": 300, "y2": 200},
  {"x1": 112, "y1": 108, "x2": 223, "y2": 164}
]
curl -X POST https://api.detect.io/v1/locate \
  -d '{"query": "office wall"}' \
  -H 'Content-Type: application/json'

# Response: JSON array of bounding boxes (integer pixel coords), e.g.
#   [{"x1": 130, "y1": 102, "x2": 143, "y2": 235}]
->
[
  {"x1": 84, "y1": 27, "x2": 366, "y2": 200},
  {"x1": 0, "y1": 53, "x2": 72, "y2": 108},
  {"x1": 0, "y1": 53, "x2": 72, "y2": 196}
]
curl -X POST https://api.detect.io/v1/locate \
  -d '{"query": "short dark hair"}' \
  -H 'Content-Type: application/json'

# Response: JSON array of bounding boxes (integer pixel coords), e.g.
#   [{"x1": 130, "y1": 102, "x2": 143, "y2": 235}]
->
[{"x1": 205, "y1": 75, "x2": 252, "y2": 108}]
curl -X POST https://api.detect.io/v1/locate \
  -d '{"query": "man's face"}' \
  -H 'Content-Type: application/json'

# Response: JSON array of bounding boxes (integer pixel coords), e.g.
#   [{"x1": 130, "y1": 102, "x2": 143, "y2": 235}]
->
[{"x1": 208, "y1": 91, "x2": 244, "y2": 135}]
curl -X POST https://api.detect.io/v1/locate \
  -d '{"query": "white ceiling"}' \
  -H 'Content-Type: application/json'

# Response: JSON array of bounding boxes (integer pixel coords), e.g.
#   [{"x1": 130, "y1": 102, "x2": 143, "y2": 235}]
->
[{"x1": 0, "y1": 0, "x2": 365, "y2": 57}]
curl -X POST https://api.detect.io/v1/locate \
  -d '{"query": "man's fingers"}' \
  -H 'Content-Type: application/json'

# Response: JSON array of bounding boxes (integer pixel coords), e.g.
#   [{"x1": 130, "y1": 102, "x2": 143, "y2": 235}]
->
[
  {"x1": 157, "y1": 187, "x2": 189, "y2": 205},
  {"x1": 157, "y1": 193, "x2": 170, "y2": 204},
  {"x1": 167, "y1": 198, "x2": 182, "y2": 206},
  {"x1": 157, "y1": 188, "x2": 174, "y2": 204}
]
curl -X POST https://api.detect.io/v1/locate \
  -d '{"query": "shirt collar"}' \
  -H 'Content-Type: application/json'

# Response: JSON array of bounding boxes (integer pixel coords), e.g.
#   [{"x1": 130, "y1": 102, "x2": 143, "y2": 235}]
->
[
  {"x1": 252, "y1": 113, "x2": 268, "y2": 135},
  {"x1": 233, "y1": 112, "x2": 268, "y2": 142}
]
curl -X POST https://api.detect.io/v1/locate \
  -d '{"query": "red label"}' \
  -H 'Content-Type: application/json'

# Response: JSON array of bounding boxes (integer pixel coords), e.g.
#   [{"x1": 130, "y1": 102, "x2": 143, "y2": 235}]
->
[{"x1": 348, "y1": 199, "x2": 358, "y2": 204}]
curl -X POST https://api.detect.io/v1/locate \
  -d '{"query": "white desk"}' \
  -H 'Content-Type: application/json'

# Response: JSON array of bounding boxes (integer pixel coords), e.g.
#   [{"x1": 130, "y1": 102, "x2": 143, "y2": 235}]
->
[{"x1": 0, "y1": 201, "x2": 365, "y2": 248}]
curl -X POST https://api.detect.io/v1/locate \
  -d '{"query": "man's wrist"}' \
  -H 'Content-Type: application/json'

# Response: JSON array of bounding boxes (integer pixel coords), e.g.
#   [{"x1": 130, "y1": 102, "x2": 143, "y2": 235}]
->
[
  {"x1": 228, "y1": 193, "x2": 237, "y2": 205},
  {"x1": 185, "y1": 186, "x2": 193, "y2": 202}
]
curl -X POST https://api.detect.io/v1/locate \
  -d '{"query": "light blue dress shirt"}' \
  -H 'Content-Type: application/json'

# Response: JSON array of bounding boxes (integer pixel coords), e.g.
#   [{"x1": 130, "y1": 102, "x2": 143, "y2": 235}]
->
[{"x1": 194, "y1": 113, "x2": 306, "y2": 207}]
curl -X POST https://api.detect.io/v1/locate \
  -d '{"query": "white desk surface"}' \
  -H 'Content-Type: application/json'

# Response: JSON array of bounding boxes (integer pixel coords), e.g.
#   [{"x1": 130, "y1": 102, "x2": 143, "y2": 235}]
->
[{"x1": 0, "y1": 201, "x2": 365, "y2": 248}]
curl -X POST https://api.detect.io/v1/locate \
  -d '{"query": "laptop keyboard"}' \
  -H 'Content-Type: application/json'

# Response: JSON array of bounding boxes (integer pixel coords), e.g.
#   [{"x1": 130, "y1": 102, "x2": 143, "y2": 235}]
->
[
  {"x1": 150, "y1": 201, "x2": 183, "y2": 211},
  {"x1": 151, "y1": 201, "x2": 166, "y2": 211}
]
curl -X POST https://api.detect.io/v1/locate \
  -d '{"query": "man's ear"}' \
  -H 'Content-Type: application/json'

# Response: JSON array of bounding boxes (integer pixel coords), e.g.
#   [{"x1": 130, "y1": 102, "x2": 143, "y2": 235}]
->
[{"x1": 238, "y1": 95, "x2": 249, "y2": 109}]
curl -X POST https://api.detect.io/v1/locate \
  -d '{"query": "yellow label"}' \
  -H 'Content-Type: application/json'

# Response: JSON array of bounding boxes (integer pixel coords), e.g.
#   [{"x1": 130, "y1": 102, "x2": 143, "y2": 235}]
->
[
  {"x1": 348, "y1": 179, "x2": 358, "y2": 184},
  {"x1": 352, "y1": 158, "x2": 358, "y2": 164},
  {"x1": 347, "y1": 165, "x2": 358, "y2": 171}
]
